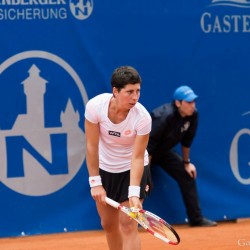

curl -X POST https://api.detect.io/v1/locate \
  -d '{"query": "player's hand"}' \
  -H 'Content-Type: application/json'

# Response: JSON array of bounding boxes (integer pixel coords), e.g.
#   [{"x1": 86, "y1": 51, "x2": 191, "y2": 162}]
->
[
  {"x1": 184, "y1": 163, "x2": 197, "y2": 179},
  {"x1": 91, "y1": 186, "x2": 106, "y2": 204},
  {"x1": 129, "y1": 196, "x2": 142, "y2": 210}
]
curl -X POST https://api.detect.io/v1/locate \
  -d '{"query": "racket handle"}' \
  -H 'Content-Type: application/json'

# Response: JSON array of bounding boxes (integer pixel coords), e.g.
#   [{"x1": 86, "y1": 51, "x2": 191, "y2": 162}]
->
[{"x1": 105, "y1": 197, "x2": 120, "y2": 209}]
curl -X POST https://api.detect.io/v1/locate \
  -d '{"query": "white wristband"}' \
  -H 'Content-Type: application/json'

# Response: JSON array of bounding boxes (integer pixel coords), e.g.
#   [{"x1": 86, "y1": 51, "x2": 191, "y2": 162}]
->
[
  {"x1": 89, "y1": 175, "x2": 102, "y2": 188},
  {"x1": 128, "y1": 185, "x2": 141, "y2": 198}
]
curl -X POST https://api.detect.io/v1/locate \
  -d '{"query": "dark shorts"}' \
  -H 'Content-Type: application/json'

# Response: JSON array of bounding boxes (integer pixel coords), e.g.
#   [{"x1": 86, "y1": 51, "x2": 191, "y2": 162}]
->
[{"x1": 100, "y1": 165, "x2": 152, "y2": 203}]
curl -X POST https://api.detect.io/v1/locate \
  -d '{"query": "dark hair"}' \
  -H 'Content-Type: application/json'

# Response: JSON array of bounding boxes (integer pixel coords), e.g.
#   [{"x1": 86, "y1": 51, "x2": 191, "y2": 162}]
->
[{"x1": 111, "y1": 66, "x2": 142, "y2": 91}]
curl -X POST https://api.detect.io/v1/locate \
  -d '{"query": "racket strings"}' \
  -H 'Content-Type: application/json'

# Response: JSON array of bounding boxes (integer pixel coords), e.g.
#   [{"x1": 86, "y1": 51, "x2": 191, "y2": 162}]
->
[{"x1": 140, "y1": 213, "x2": 179, "y2": 244}]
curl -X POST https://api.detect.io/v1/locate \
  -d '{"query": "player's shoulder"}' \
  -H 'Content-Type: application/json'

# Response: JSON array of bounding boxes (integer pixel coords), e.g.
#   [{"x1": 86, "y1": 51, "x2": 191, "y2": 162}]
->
[{"x1": 87, "y1": 93, "x2": 112, "y2": 106}]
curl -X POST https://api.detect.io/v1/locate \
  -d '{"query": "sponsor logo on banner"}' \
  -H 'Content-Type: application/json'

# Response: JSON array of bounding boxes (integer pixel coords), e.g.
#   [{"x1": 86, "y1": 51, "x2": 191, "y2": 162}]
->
[
  {"x1": 0, "y1": 0, "x2": 93, "y2": 21},
  {"x1": 230, "y1": 111, "x2": 250, "y2": 184},
  {"x1": 0, "y1": 50, "x2": 88, "y2": 196},
  {"x1": 200, "y1": 0, "x2": 250, "y2": 33}
]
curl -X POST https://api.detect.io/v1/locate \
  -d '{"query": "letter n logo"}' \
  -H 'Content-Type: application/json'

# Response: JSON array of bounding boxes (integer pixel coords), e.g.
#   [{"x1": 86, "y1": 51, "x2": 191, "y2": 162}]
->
[{"x1": 6, "y1": 134, "x2": 68, "y2": 178}]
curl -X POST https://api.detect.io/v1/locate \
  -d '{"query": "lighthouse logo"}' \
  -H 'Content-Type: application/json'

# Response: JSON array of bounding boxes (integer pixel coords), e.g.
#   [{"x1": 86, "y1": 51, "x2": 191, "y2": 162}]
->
[{"x1": 0, "y1": 51, "x2": 88, "y2": 196}]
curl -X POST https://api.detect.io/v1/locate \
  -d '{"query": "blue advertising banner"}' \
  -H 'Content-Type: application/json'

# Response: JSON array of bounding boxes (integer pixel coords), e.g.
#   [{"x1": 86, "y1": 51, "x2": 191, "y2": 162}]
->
[{"x1": 0, "y1": 0, "x2": 249, "y2": 237}]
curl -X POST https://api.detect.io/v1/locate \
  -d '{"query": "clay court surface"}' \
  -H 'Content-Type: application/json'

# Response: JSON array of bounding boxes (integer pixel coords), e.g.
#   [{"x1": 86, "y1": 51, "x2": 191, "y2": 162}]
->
[{"x1": 1, "y1": 219, "x2": 249, "y2": 250}]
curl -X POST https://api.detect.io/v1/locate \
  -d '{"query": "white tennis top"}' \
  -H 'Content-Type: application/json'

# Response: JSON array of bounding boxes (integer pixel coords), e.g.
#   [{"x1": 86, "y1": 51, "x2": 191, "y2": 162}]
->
[{"x1": 85, "y1": 93, "x2": 151, "y2": 173}]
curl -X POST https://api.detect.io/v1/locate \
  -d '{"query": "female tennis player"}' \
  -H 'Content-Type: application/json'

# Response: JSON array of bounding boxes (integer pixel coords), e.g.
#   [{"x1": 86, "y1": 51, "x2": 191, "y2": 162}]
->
[{"x1": 84, "y1": 65, "x2": 152, "y2": 250}]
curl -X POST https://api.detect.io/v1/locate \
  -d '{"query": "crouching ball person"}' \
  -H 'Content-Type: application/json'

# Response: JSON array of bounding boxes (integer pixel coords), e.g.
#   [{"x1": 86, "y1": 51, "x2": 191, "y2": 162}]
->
[
  {"x1": 147, "y1": 85, "x2": 217, "y2": 227},
  {"x1": 84, "y1": 66, "x2": 152, "y2": 250}
]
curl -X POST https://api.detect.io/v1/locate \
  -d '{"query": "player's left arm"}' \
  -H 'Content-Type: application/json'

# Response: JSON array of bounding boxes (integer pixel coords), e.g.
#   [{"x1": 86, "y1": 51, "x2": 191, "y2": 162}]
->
[{"x1": 129, "y1": 133, "x2": 150, "y2": 208}]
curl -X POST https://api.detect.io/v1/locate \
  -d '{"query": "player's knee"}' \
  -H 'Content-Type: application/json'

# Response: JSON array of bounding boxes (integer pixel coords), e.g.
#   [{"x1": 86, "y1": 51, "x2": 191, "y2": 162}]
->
[
  {"x1": 120, "y1": 218, "x2": 137, "y2": 235},
  {"x1": 100, "y1": 219, "x2": 118, "y2": 233}
]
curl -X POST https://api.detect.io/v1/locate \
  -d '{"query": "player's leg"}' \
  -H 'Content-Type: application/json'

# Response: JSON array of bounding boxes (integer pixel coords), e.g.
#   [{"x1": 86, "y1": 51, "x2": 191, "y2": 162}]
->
[
  {"x1": 98, "y1": 169, "x2": 124, "y2": 249},
  {"x1": 119, "y1": 199, "x2": 141, "y2": 250},
  {"x1": 96, "y1": 201, "x2": 123, "y2": 250},
  {"x1": 118, "y1": 165, "x2": 151, "y2": 250}
]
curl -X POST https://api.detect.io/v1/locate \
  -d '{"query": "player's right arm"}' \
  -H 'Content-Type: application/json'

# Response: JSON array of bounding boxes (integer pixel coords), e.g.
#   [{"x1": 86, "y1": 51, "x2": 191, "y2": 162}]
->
[{"x1": 85, "y1": 119, "x2": 106, "y2": 203}]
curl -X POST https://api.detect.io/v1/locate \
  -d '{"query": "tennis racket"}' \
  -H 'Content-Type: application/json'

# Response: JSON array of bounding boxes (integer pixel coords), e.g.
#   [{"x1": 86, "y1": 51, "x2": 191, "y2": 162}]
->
[{"x1": 105, "y1": 197, "x2": 180, "y2": 245}]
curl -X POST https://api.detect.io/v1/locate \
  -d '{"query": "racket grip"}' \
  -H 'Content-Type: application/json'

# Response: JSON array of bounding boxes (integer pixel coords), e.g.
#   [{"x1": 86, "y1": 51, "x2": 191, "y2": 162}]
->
[{"x1": 105, "y1": 197, "x2": 120, "y2": 209}]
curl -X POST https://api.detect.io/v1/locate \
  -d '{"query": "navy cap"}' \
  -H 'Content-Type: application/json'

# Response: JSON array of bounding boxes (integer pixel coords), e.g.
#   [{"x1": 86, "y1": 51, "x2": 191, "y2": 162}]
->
[{"x1": 173, "y1": 85, "x2": 198, "y2": 102}]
